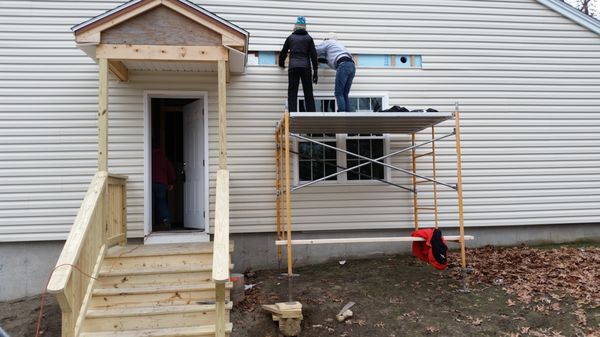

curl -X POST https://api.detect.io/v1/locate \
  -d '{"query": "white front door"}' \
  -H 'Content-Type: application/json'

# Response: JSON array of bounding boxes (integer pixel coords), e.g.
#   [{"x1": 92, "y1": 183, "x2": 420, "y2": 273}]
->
[{"x1": 182, "y1": 99, "x2": 205, "y2": 229}]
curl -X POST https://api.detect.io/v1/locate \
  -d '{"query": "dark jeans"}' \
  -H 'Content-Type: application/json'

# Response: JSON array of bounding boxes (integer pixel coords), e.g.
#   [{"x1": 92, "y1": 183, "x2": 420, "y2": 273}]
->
[
  {"x1": 335, "y1": 61, "x2": 356, "y2": 112},
  {"x1": 152, "y1": 182, "x2": 171, "y2": 222},
  {"x1": 288, "y1": 67, "x2": 315, "y2": 112}
]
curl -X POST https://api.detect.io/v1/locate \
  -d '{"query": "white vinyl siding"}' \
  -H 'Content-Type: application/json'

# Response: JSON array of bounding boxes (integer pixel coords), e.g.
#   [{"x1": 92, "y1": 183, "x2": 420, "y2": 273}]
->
[{"x1": 0, "y1": 0, "x2": 599, "y2": 241}]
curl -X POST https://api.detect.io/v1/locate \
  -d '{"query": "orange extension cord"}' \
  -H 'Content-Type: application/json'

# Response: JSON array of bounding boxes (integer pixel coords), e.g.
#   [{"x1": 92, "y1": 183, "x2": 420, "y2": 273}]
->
[{"x1": 35, "y1": 264, "x2": 97, "y2": 337}]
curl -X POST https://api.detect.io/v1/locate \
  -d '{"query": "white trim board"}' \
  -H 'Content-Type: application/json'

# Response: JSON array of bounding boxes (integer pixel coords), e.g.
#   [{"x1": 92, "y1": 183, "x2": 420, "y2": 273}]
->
[
  {"x1": 145, "y1": 231, "x2": 210, "y2": 244},
  {"x1": 143, "y1": 90, "x2": 210, "y2": 242}
]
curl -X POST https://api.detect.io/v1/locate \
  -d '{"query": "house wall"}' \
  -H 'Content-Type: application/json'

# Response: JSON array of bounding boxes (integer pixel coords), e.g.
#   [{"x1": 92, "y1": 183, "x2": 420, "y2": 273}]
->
[{"x1": 0, "y1": 0, "x2": 599, "y2": 242}]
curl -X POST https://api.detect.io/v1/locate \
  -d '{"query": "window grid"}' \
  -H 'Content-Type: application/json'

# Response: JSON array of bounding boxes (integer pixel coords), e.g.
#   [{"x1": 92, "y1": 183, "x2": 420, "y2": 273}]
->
[
  {"x1": 296, "y1": 96, "x2": 387, "y2": 183},
  {"x1": 346, "y1": 137, "x2": 385, "y2": 181},
  {"x1": 298, "y1": 135, "x2": 337, "y2": 181}
]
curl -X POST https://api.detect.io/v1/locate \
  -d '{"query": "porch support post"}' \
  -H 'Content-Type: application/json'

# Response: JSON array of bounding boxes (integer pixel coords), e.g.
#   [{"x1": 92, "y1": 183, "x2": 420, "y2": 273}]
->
[
  {"x1": 98, "y1": 58, "x2": 109, "y2": 171},
  {"x1": 218, "y1": 59, "x2": 228, "y2": 169}
]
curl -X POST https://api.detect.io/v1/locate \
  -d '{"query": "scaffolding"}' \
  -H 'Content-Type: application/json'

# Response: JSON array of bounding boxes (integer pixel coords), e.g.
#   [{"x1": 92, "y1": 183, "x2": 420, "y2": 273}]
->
[{"x1": 274, "y1": 103, "x2": 472, "y2": 277}]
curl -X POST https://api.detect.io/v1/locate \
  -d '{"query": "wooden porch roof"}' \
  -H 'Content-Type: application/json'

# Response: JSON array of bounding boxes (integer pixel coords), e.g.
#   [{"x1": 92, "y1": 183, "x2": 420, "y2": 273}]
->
[{"x1": 72, "y1": 0, "x2": 250, "y2": 81}]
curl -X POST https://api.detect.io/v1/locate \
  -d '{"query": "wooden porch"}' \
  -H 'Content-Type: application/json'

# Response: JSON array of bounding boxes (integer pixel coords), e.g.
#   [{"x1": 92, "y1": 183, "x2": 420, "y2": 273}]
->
[{"x1": 47, "y1": 1, "x2": 248, "y2": 336}]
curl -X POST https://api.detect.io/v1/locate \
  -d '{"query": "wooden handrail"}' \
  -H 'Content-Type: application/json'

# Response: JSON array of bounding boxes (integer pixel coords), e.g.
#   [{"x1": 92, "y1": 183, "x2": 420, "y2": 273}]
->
[
  {"x1": 47, "y1": 171, "x2": 127, "y2": 337},
  {"x1": 47, "y1": 172, "x2": 107, "y2": 294},
  {"x1": 212, "y1": 169, "x2": 230, "y2": 282}
]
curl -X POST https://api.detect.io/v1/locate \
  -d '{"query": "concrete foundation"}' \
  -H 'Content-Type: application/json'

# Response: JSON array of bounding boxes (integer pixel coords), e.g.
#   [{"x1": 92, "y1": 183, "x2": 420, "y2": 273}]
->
[
  {"x1": 230, "y1": 223, "x2": 600, "y2": 272},
  {"x1": 0, "y1": 223, "x2": 598, "y2": 301},
  {"x1": 0, "y1": 241, "x2": 63, "y2": 301}
]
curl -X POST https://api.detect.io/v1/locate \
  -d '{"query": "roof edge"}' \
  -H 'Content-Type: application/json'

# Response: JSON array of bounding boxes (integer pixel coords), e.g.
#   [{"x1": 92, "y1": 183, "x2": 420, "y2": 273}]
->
[
  {"x1": 71, "y1": 0, "x2": 143, "y2": 32},
  {"x1": 71, "y1": 0, "x2": 249, "y2": 37},
  {"x1": 536, "y1": 0, "x2": 600, "y2": 36}
]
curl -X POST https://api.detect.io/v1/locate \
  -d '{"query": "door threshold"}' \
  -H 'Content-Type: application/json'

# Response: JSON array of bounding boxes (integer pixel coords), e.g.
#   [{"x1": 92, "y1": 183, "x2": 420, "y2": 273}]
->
[{"x1": 144, "y1": 230, "x2": 210, "y2": 245}]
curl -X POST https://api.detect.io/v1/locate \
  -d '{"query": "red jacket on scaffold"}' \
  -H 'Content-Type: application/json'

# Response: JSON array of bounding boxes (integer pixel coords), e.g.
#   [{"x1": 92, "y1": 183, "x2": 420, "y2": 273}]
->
[{"x1": 411, "y1": 228, "x2": 448, "y2": 270}]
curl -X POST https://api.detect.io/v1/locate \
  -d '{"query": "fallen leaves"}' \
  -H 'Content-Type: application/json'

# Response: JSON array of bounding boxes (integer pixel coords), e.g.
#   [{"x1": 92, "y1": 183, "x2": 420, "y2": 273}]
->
[
  {"x1": 450, "y1": 246, "x2": 600, "y2": 307},
  {"x1": 425, "y1": 326, "x2": 440, "y2": 334},
  {"x1": 574, "y1": 309, "x2": 587, "y2": 327},
  {"x1": 388, "y1": 297, "x2": 402, "y2": 304}
]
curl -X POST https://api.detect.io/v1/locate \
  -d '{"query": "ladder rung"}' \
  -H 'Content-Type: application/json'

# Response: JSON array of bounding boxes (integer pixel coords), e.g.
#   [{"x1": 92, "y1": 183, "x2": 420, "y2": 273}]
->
[
  {"x1": 415, "y1": 151, "x2": 433, "y2": 159},
  {"x1": 415, "y1": 180, "x2": 432, "y2": 184},
  {"x1": 416, "y1": 207, "x2": 436, "y2": 211}
]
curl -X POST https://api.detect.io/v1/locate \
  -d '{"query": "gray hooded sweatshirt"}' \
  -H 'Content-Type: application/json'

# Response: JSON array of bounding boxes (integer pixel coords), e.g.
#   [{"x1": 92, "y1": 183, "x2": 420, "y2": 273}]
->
[{"x1": 315, "y1": 39, "x2": 353, "y2": 70}]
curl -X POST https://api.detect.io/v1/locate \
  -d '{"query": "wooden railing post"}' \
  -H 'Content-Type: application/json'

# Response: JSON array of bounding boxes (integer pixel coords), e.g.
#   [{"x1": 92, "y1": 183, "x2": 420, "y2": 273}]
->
[
  {"x1": 214, "y1": 57, "x2": 230, "y2": 337},
  {"x1": 212, "y1": 170, "x2": 230, "y2": 337},
  {"x1": 215, "y1": 282, "x2": 227, "y2": 337}
]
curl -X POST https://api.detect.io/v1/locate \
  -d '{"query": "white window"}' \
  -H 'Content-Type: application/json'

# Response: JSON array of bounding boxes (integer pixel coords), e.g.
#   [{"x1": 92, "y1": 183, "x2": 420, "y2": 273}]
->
[
  {"x1": 295, "y1": 95, "x2": 389, "y2": 183},
  {"x1": 298, "y1": 97, "x2": 383, "y2": 113}
]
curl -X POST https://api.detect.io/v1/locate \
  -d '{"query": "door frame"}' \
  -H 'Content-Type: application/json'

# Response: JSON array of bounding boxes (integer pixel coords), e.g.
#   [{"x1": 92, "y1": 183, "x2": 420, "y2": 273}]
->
[{"x1": 143, "y1": 90, "x2": 210, "y2": 238}]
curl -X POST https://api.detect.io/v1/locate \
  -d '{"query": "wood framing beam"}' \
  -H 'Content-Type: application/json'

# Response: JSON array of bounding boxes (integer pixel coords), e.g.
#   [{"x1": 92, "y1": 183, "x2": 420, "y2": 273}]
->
[
  {"x1": 108, "y1": 60, "x2": 128, "y2": 82},
  {"x1": 96, "y1": 44, "x2": 229, "y2": 62},
  {"x1": 275, "y1": 236, "x2": 475, "y2": 246},
  {"x1": 226, "y1": 61, "x2": 230, "y2": 84},
  {"x1": 218, "y1": 59, "x2": 227, "y2": 169},
  {"x1": 98, "y1": 58, "x2": 109, "y2": 171}
]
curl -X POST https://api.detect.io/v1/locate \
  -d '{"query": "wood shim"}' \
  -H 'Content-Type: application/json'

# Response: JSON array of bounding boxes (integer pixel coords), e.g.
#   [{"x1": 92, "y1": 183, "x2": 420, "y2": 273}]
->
[{"x1": 275, "y1": 235, "x2": 475, "y2": 246}]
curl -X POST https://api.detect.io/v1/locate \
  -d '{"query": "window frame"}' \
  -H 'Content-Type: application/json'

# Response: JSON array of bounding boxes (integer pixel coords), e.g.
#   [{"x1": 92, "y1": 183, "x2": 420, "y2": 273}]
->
[{"x1": 292, "y1": 93, "x2": 391, "y2": 186}]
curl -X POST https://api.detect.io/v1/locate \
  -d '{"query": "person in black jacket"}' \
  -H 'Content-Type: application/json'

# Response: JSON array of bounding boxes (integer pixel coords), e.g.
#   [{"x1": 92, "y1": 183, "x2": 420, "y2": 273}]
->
[{"x1": 279, "y1": 16, "x2": 318, "y2": 112}]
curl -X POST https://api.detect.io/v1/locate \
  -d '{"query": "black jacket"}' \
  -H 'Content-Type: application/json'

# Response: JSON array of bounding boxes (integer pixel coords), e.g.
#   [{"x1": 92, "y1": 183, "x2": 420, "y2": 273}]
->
[{"x1": 279, "y1": 29, "x2": 318, "y2": 74}]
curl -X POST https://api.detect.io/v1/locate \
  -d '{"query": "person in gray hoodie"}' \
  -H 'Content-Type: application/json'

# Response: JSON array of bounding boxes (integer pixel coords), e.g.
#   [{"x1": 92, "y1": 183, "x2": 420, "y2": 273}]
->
[{"x1": 316, "y1": 32, "x2": 356, "y2": 112}]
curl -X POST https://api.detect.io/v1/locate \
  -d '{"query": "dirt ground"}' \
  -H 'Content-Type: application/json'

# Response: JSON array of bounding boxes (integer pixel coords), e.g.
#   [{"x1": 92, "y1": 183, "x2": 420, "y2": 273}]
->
[
  {"x1": 1, "y1": 244, "x2": 599, "y2": 337},
  {"x1": 0, "y1": 294, "x2": 60, "y2": 337}
]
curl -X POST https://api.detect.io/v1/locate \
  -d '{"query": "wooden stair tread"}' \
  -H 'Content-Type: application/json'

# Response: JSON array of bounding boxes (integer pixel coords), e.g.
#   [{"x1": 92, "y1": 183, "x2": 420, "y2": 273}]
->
[
  {"x1": 93, "y1": 282, "x2": 233, "y2": 296},
  {"x1": 99, "y1": 265, "x2": 213, "y2": 277},
  {"x1": 106, "y1": 242, "x2": 234, "y2": 259},
  {"x1": 87, "y1": 303, "x2": 233, "y2": 318},
  {"x1": 79, "y1": 324, "x2": 233, "y2": 337}
]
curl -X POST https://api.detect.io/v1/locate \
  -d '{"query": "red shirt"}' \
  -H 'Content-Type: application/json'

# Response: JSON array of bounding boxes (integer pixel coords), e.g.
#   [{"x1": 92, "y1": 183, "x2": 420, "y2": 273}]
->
[{"x1": 152, "y1": 148, "x2": 176, "y2": 186}]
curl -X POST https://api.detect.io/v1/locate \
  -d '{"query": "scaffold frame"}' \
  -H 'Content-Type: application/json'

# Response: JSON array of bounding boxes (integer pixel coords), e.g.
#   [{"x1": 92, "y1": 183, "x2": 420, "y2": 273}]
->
[{"x1": 275, "y1": 103, "x2": 470, "y2": 276}]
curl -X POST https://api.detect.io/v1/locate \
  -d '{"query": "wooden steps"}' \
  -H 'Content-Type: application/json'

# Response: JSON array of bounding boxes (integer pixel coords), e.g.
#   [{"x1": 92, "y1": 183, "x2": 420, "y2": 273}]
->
[
  {"x1": 81, "y1": 242, "x2": 233, "y2": 336},
  {"x1": 93, "y1": 283, "x2": 233, "y2": 296},
  {"x1": 79, "y1": 324, "x2": 233, "y2": 337},
  {"x1": 86, "y1": 303, "x2": 233, "y2": 318}
]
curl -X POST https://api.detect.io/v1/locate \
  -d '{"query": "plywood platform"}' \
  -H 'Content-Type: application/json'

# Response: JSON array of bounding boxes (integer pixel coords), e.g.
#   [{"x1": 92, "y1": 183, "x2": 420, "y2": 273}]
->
[{"x1": 288, "y1": 111, "x2": 454, "y2": 134}]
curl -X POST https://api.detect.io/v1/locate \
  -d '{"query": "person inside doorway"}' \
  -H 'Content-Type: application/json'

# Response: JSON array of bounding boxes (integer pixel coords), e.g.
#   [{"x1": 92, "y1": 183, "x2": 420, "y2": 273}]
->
[
  {"x1": 279, "y1": 16, "x2": 318, "y2": 112},
  {"x1": 316, "y1": 32, "x2": 356, "y2": 112},
  {"x1": 152, "y1": 140, "x2": 176, "y2": 230}
]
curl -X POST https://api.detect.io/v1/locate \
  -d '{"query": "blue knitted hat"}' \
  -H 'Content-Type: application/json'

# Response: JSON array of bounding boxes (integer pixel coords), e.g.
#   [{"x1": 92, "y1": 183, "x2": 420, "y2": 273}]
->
[{"x1": 294, "y1": 16, "x2": 306, "y2": 30}]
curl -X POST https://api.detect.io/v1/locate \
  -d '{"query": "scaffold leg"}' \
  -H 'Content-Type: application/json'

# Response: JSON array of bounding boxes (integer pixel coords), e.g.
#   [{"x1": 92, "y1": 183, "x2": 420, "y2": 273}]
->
[
  {"x1": 454, "y1": 102, "x2": 467, "y2": 269},
  {"x1": 284, "y1": 110, "x2": 293, "y2": 277}
]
